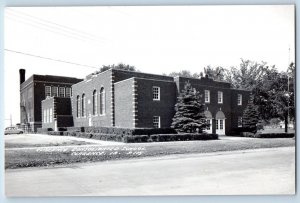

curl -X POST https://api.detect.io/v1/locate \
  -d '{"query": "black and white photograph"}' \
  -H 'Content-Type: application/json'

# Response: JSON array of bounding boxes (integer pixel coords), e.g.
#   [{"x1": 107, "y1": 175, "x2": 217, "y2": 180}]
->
[{"x1": 3, "y1": 5, "x2": 295, "y2": 196}]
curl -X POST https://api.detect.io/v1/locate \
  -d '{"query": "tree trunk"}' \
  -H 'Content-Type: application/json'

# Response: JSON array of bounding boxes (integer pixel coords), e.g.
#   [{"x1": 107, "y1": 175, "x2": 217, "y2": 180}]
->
[{"x1": 284, "y1": 115, "x2": 288, "y2": 133}]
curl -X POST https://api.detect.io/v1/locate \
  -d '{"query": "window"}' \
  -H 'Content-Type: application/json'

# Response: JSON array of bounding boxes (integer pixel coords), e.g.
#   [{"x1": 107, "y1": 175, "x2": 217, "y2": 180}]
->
[
  {"x1": 52, "y1": 86, "x2": 58, "y2": 97},
  {"x1": 81, "y1": 94, "x2": 86, "y2": 117},
  {"x1": 93, "y1": 90, "x2": 97, "y2": 115},
  {"x1": 43, "y1": 109, "x2": 46, "y2": 123},
  {"x1": 45, "y1": 86, "x2": 51, "y2": 97},
  {"x1": 216, "y1": 120, "x2": 219, "y2": 130},
  {"x1": 205, "y1": 90, "x2": 210, "y2": 103},
  {"x1": 238, "y1": 117, "x2": 243, "y2": 127},
  {"x1": 47, "y1": 109, "x2": 50, "y2": 123},
  {"x1": 238, "y1": 94, "x2": 242, "y2": 105},
  {"x1": 153, "y1": 116, "x2": 160, "y2": 128},
  {"x1": 220, "y1": 120, "x2": 224, "y2": 130},
  {"x1": 49, "y1": 108, "x2": 53, "y2": 122},
  {"x1": 100, "y1": 88, "x2": 105, "y2": 115},
  {"x1": 153, "y1": 86, "x2": 160, "y2": 101},
  {"x1": 59, "y1": 87, "x2": 65, "y2": 97},
  {"x1": 206, "y1": 119, "x2": 211, "y2": 130},
  {"x1": 66, "y1": 87, "x2": 71, "y2": 97},
  {"x1": 76, "y1": 95, "x2": 80, "y2": 118},
  {"x1": 218, "y1": 91, "x2": 223, "y2": 104}
]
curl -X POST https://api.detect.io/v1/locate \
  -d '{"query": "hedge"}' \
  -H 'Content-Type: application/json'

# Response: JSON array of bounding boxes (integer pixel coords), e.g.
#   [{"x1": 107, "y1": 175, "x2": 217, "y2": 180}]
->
[
  {"x1": 124, "y1": 133, "x2": 218, "y2": 143},
  {"x1": 59, "y1": 131, "x2": 218, "y2": 143},
  {"x1": 37, "y1": 128, "x2": 53, "y2": 134},
  {"x1": 244, "y1": 133, "x2": 294, "y2": 138}
]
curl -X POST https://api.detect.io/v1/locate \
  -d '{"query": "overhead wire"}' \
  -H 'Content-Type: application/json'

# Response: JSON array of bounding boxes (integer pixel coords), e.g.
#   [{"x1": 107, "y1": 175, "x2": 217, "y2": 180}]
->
[{"x1": 5, "y1": 49, "x2": 99, "y2": 69}]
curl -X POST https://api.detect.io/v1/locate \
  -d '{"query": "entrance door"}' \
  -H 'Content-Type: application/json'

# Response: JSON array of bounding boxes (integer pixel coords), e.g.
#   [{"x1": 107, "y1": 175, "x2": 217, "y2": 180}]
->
[{"x1": 216, "y1": 119, "x2": 225, "y2": 135}]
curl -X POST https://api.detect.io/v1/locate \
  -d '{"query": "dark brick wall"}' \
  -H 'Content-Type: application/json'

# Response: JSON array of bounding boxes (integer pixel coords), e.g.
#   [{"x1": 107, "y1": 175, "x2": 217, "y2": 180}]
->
[
  {"x1": 135, "y1": 78, "x2": 177, "y2": 128},
  {"x1": 114, "y1": 78, "x2": 135, "y2": 128},
  {"x1": 174, "y1": 76, "x2": 249, "y2": 134},
  {"x1": 113, "y1": 69, "x2": 174, "y2": 83},
  {"x1": 71, "y1": 70, "x2": 112, "y2": 127},
  {"x1": 230, "y1": 89, "x2": 251, "y2": 128},
  {"x1": 20, "y1": 74, "x2": 82, "y2": 132}
]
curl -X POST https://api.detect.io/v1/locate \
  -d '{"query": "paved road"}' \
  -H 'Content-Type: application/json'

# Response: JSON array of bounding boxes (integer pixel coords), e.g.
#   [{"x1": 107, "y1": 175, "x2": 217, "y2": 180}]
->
[{"x1": 5, "y1": 147, "x2": 295, "y2": 196}]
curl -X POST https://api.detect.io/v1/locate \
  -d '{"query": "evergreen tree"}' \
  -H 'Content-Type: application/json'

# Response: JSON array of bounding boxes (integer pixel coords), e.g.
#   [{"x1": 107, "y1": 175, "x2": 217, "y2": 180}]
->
[
  {"x1": 171, "y1": 82, "x2": 208, "y2": 133},
  {"x1": 242, "y1": 95, "x2": 259, "y2": 132}
]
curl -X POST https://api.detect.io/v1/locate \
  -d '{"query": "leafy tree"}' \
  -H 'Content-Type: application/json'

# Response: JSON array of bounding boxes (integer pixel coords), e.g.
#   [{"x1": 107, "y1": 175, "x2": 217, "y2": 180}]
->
[
  {"x1": 242, "y1": 95, "x2": 259, "y2": 132},
  {"x1": 171, "y1": 82, "x2": 208, "y2": 133},
  {"x1": 96, "y1": 63, "x2": 138, "y2": 74},
  {"x1": 202, "y1": 65, "x2": 227, "y2": 81},
  {"x1": 168, "y1": 70, "x2": 200, "y2": 78}
]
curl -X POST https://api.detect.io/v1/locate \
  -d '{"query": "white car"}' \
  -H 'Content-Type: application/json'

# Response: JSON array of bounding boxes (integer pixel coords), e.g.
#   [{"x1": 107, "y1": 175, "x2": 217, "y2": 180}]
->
[{"x1": 4, "y1": 127, "x2": 24, "y2": 135}]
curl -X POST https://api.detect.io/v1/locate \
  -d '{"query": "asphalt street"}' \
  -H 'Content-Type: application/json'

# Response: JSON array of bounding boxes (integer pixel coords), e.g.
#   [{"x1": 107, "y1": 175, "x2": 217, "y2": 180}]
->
[{"x1": 5, "y1": 147, "x2": 295, "y2": 196}]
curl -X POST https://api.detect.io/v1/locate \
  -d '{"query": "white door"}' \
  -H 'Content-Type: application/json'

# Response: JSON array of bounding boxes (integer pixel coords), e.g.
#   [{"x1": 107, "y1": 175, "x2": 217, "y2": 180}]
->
[
  {"x1": 204, "y1": 119, "x2": 212, "y2": 134},
  {"x1": 216, "y1": 119, "x2": 225, "y2": 135}
]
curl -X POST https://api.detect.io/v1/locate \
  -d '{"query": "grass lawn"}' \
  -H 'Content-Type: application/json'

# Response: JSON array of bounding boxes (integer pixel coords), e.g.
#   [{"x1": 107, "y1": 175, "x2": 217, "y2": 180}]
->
[{"x1": 5, "y1": 136, "x2": 295, "y2": 169}]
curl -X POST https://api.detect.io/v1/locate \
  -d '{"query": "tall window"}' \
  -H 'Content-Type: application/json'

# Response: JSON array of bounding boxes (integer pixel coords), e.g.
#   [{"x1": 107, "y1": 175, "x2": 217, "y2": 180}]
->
[
  {"x1": 100, "y1": 87, "x2": 105, "y2": 115},
  {"x1": 93, "y1": 90, "x2": 97, "y2": 115},
  {"x1": 205, "y1": 90, "x2": 210, "y2": 103},
  {"x1": 216, "y1": 120, "x2": 219, "y2": 130},
  {"x1": 76, "y1": 95, "x2": 80, "y2": 118},
  {"x1": 52, "y1": 86, "x2": 58, "y2": 97},
  {"x1": 66, "y1": 87, "x2": 71, "y2": 97},
  {"x1": 153, "y1": 116, "x2": 160, "y2": 128},
  {"x1": 81, "y1": 94, "x2": 86, "y2": 117},
  {"x1": 153, "y1": 86, "x2": 160, "y2": 100},
  {"x1": 45, "y1": 86, "x2": 51, "y2": 97},
  {"x1": 43, "y1": 109, "x2": 46, "y2": 123},
  {"x1": 59, "y1": 87, "x2": 65, "y2": 97},
  {"x1": 218, "y1": 91, "x2": 223, "y2": 104},
  {"x1": 238, "y1": 117, "x2": 243, "y2": 127},
  {"x1": 220, "y1": 120, "x2": 224, "y2": 129},
  {"x1": 206, "y1": 119, "x2": 211, "y2": 130},
  {"x1": 238, "y1": 94, "x2": 242, "y2": 105},
  {"x1": 49, "y1": 108, "x2": 53, "y2": 122}
]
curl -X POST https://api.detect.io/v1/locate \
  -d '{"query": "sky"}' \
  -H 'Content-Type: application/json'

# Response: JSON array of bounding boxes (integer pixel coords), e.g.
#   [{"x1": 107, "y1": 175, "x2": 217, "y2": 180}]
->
[{"x1": 4, "y1": 5, "x2": 295, "y2": 126}]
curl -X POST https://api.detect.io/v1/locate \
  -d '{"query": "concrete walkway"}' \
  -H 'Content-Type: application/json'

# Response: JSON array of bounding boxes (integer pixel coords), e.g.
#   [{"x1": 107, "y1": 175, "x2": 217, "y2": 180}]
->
[{"x1": 5, "y1": 147, "x2": 295, "y2": 196}]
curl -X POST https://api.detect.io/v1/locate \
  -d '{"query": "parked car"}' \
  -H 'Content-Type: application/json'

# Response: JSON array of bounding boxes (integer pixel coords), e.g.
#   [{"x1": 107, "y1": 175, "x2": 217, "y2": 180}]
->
[{"x1": 4, "y1": 127, "x2": 24, "y2": 135}]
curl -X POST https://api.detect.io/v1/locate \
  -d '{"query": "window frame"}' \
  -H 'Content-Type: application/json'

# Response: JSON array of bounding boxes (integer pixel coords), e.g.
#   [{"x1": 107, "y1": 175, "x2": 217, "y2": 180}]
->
[
  {"x1": 237, "y1": 94, "x2": 242, "y2": 106},
  {"x1": 81, "y1": 94, "x2": 86, "y2": 117},
  {"x1": 152, "y1": 86, "x2": 160, "y2": 101},
  {"x1": 92, "y1": 90, "x2": 97, "y2": 116},
  {"x1": 59, "y1": 87, "x2": 65, "y2": 97},
  {"x1": 205, "y1": 90, "x2": 210, "y2": 103},
  {"x1": 218, "y1": 91, "x2": 223, "y2": 104},
  {"x1": 45, "y1": 86, "x2": 51, "y2": 97},
  {"x1": 76, "y1": 95, "x2": 80, "y2": 118},
  {"x1": 66, "y1": 87, "x2": 71, "y2": 97},
  {"x1": 52, "y1": 86, "x2": 58, "y2": 97},
  {"x1": 238, "y1": 116, "x2": 243, "y2": 127},
  {"x1": 100, "y1": 87, "x2": 106, "y2": 115},
  {"x1": 153, "y1": 116, "x2": 161, "y2": 128}
]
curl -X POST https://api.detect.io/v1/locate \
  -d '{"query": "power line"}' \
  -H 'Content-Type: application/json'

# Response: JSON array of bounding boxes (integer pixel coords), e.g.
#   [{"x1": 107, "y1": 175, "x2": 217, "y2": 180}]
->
[
  {"x1": 5, "y1": 49, "x2": 98, "y2": 69},
  {"x1": 6, "y1": 10, "x2": 109, "y2": 46},
  {"x1": 6, "y1": 8, "x2": 108, "y2": 42}
]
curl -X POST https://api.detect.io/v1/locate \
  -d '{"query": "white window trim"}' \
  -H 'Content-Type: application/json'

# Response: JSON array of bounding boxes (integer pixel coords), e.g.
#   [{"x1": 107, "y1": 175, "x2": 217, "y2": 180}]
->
[
  {"x1": 45, "y1": 86, "x2": 51, "y2": 97},
  {"x1": 153, "y1": 116, "x2": 161, "y2": 128},
  {"x1": 218, "y1": 91, "x2": 223, "y2": 104},
  {"x1": 238, "y1": 94, "x2": 242, "y2": 105},
  {"x1": 59, "y1": 87, "x2": 65, "y2": 97},
  {"x1": 205, "y1": 90, "x2": 210, "y2": 103},
  {"x1": 153, "y1": 86, "x2": 160, "y2": 101},
  {"x1": 238, "y1": 117, "x2": 243, "y2": 127}
]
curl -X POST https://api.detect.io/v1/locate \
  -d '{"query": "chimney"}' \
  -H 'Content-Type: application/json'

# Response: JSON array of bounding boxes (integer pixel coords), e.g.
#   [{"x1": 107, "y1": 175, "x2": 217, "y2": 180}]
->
[{"x1": 19, "y1": 69, "x2": 26, "y2": 84}]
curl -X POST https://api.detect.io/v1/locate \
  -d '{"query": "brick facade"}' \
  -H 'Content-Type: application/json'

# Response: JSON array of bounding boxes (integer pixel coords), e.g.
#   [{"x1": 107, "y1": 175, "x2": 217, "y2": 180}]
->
[
  {"x1": 19, "y1": 70, "x2": 82, "y2": 132},
  {"x1": 21, "y1": 68, "x2": 250, "y2": 135},
  {"x1": 70, "y1": 69, "x2": 250, "y2": 135}
]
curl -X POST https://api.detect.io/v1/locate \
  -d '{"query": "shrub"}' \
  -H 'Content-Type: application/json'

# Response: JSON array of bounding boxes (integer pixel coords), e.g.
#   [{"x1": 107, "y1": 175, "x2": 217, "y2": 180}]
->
[
  {"x1": 252, "y1": 133, "x2": 294, "y2": 138},
  {"x1": 47, "y1": 131, "x2": 64, "y2": 136}
]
